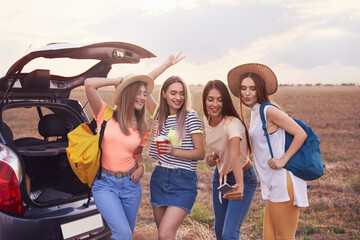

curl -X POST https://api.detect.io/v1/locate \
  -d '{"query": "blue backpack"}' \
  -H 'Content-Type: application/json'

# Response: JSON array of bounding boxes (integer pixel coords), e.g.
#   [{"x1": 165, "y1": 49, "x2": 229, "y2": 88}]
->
[{"x1": 260, "y1": 102, "x2": 324, "y2": 181}]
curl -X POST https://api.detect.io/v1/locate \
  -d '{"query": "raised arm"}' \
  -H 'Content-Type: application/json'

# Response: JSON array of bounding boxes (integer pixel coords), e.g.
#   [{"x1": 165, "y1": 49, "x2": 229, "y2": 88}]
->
[
  {"x1": 266, "y1": 106, "x2": 307, "y2": 169},
  {"x1": 146, "y1": 52, "x2": 185, "y2": 116},
  {"x1": 84, "y1": 77, "x2": 122, "y2": 116}
]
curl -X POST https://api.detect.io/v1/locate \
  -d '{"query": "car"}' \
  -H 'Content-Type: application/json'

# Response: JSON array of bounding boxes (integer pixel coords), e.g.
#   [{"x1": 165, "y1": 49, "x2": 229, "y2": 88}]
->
[{"x1": 0, "y1": 41, "x2": 156, "y2": 240}]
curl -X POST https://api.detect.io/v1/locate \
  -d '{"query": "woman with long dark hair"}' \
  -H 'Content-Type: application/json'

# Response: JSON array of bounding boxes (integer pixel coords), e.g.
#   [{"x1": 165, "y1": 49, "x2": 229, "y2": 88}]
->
[
  {"x1": 227, "y1": 63, "x2": 309, "y2": 239},
  {"x1": 202, "y1": 80, "x2": 258, "y2": 239}
]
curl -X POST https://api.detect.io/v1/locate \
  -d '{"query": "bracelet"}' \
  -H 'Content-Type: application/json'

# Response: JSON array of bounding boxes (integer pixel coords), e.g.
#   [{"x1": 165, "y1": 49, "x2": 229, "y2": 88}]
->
[{"x1": 138, "y1": 162, "x2": 146, "y2": 171}]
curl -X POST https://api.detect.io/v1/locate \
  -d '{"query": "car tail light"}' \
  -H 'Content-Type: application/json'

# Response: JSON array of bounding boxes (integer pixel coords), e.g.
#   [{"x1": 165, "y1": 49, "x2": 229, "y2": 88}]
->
[{"x1": 0, "y1": 144, "x2": 24, "y2": 216}]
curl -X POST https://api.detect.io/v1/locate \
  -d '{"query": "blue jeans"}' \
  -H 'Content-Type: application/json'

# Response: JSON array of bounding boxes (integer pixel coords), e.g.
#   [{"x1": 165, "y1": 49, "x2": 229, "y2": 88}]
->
[
  {"x1": 212, "y1": 165, "x2": 258, "y2": 240},
  {"x1": 92, "y1": 172, "x2": 142, "y2": 240}
]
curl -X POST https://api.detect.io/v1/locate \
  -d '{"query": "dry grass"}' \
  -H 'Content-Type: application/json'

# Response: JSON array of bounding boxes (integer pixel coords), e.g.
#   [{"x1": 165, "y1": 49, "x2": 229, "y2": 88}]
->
[
  {"x1": 5, "y1": 85, "x2": 359, "y2": 239},
  {"x1": 132, "y1": 85, "x2": 360, "y2": 240}
]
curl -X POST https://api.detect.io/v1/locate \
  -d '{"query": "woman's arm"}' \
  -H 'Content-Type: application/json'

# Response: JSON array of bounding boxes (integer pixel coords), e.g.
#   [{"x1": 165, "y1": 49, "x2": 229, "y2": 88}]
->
[
  {"x1": 146, "y1": 52, "x2": 185, "y2": 116},
  {"x1": 266, "y1": 106, "x2": 307, "y2": 169},
  {"x1": 84, "y1": 77, "x2": 122, "y2": 116},
  {"x1": 224, "y1": 137, "x2": 244, "y2": 200},
  {"x1": 169, "y1": 133, "x2": 205, "y2": 161},
  {"x1": 130, "y1": 146, "x2": 144, "y2": 182},
  {"x1": 205, "y1": 152, "x2": 218, "y2": 167}
]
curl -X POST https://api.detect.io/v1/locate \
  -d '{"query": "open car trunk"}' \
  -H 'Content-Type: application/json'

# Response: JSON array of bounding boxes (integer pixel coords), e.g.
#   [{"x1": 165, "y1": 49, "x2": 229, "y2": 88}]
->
[
  {"x1": 0, "y1": 41, "x2": 156, "y2": 210},
  {"x1": 2, "y1": 101, "x2": 90, "y2": 206}
]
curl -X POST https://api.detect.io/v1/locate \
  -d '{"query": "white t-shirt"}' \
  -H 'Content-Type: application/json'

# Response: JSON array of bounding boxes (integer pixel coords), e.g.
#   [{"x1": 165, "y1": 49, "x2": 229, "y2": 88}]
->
[
  {"x1": 204, "y1": 116, "x2": 249, "y2": 175},
  {"x1": 250, "y1": 103, "x2": 309, "y2": 207}
]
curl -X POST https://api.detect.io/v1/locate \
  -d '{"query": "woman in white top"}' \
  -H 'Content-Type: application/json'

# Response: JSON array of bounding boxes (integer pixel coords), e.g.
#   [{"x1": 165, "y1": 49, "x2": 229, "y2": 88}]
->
[
  {"x1": 202, "y1": 80, "x2": 258, "y2": 240},
  {"x1": 227, "y1": 63, "x2": 309, "y2": 240}
]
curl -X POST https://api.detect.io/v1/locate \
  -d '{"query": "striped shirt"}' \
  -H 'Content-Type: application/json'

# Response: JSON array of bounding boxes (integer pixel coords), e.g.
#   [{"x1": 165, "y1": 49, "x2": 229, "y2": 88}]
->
[{"x1": 148, "y1": 106, "x2": 203, "y2": 171}]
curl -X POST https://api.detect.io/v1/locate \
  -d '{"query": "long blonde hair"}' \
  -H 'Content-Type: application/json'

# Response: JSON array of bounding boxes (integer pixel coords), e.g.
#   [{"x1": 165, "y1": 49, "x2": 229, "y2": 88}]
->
[
  {"x1": 157, "y1": 76, "x2": 191, "y2": 140},
  {"x1": 113, "y1": 81, "x2": 147, "y2": 138}
]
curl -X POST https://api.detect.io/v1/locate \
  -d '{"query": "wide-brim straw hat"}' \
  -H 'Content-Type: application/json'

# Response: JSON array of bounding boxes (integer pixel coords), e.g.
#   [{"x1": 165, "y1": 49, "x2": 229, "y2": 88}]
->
[
  {"x1": 227, "y1": 63, "x2": 278, "y2": 97},
  {"x1": 113, "y1": 73, "x2": 154, "y2": 105}
]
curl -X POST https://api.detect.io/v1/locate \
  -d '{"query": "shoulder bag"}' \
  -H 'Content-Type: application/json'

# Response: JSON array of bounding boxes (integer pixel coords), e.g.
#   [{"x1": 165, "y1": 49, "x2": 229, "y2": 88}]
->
[{"x1": 260, "y1": 102, "x2": 324, "y2": 181}]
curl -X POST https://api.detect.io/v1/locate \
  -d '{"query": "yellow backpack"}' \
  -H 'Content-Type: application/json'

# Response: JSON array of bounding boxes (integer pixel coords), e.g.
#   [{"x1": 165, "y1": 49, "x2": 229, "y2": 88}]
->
[{"x1": 66, "y1": 105, "x2": 113, "y2": 188}]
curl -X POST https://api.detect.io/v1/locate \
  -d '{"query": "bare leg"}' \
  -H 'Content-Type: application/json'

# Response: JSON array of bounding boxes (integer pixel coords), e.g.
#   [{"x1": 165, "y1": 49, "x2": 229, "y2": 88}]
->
[
  {"x1": 152, "y1": 205, "x2": 167, "y2": 229},
  {"x1": 158, "y1": 206, "x2": 188, "y2": 240}
]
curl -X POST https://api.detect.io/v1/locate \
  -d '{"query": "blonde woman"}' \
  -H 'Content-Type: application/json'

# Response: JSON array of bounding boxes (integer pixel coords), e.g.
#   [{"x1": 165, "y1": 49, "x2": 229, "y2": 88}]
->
[
  {"x1": 146, "y1": 53, "x2": 205, "y2": 240},
  {"x1": 84, "y1": 74, "x2": 153, "y2": 240}
]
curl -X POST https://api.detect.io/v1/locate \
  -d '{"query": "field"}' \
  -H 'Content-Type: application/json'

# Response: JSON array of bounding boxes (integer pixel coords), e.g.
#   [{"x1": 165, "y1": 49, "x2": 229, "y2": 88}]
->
[{"x1": 72, "y1": 85, "x2": 360, "y2": 239}]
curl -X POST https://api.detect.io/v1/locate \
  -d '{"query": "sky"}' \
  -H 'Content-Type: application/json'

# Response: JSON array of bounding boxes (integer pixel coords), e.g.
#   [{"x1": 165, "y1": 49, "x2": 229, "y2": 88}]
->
[{"x1": 1, "y1": 0, "x2": 360, "y2": 85}]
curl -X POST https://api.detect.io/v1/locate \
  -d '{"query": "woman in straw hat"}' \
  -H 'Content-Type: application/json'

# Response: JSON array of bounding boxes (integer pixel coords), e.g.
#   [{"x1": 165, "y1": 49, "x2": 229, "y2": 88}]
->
[
  {"x1": 202, "y1": 80, "x2": 258, "y2": 240},
  {"x1": 227, "y1": 63, "x2": 309, "y2": 240},
  {"x1": 84, "y1": 74, "x2": 153, "y2": 240},
  {"x1": 146, "y1": 52, "x2": 205, "y2": 240}
]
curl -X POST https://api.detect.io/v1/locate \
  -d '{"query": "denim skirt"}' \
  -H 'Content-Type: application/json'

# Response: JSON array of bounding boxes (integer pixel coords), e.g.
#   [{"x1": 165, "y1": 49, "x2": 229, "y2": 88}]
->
[{"x1": 149, "y1": 166, "x2": 198, "y2": 214}]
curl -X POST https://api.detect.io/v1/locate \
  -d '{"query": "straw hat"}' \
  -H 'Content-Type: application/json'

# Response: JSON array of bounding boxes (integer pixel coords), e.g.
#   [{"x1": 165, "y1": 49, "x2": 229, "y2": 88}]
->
[
  {"x1": 227, "y1": 63, "x2": 278, "y2": 97},
  {"x1": 113, "y1": 73, "x2": 154, "y2": 105}
]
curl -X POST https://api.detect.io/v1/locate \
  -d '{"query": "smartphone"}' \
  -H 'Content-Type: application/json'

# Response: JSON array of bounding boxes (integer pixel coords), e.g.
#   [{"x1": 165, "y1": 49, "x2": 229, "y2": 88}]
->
[{"x1": 217, "y1": 183, "x2": 235, "y2": 194}]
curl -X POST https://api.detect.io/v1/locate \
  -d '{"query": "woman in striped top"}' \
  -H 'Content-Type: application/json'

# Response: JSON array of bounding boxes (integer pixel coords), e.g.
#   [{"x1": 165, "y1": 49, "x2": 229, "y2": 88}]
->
[{"x1": 146, "y1": 52, "x2": 205, "y2": 240}]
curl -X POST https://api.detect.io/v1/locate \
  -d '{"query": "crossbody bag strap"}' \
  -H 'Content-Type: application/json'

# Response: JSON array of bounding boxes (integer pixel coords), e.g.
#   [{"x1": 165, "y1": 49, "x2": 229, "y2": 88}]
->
[{"x1": 260, "y1": 102, "x2": 277, "y2": 159}]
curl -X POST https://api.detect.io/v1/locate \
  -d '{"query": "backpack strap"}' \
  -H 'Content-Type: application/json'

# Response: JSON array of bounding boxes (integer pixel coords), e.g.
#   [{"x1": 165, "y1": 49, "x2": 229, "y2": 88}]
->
[
  {"x1": 85, "y1": 105, "x2": 114, "y2": 208},
  {"x1": 97, "y1": 105, "x2": 114, "y2": 180},
  {"x1": 259, "y1": 102, "x2": 280, "y2": 159},
  {"x1": 103, "y1": 105, "x2": 114, "y2": 121},
  {"x1": 83, "y1": 105, "x2": 114, "y2": 207}
]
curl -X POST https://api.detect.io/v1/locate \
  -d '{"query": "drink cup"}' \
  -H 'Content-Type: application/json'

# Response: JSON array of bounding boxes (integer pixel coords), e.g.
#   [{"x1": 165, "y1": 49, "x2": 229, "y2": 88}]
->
[{"x1": 156, "y1": 136, "x2": 170, "y2": 155}]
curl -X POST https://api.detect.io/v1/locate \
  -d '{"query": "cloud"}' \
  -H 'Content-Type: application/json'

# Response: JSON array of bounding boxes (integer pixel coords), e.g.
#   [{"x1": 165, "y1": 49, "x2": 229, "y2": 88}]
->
[
  {"x1": 281, "y1": 0, "x2": 360, "y2": 19},
  {"x1": 0, "y1": 0, "x2": 359, "y2": 84},
  {"x1": 85, "y1": 1, "x2": 288, "y2": 64}
]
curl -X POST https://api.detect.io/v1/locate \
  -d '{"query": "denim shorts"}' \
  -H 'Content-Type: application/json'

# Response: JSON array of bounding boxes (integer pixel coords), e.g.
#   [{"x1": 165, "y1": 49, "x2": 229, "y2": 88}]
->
[{"x1": 149, "y1": 166, "x2": 198, "y2": 214}]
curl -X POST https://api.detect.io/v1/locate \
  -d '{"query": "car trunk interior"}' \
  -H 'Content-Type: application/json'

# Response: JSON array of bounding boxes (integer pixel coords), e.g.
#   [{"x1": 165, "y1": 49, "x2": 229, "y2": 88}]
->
[
  {"x1": 22, "y1": 153, "x2": 89, "y2": 204},
  {"x1": 2, "y1": 104, "x2": 90, "y2": 206}
]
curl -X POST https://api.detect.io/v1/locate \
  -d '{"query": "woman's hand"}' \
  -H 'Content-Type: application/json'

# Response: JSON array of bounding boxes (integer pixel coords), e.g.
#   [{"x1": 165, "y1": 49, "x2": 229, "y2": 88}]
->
[
  {"x1": 114, "y1": 76, "x2": 123, "y2": 88},
  {"x1": 130, "y1": 165, "x2": 144, "y2": 182},
  {"x1": 146, "y1": 51, "x2": 186, "y2": 115},
  {"x1": 163, "y1": 51, "x2": 185, "y2": 69},
  {"x1": 223, "y1": 183, "x2": 244, "y2": 200},
  {"x1": 268, "y1": 157, "x2": 287, "y2": 169},
  {"x1": 205, "y1": 153, "x2": 218, "y2": 167},
  {"x1": 160, "y1": 141, "x2": 173, "y2": 155}
]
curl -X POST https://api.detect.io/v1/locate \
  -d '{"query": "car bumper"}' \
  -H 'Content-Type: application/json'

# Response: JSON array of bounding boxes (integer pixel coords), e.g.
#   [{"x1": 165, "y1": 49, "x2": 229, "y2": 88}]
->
[{"x1": 0, "y1": 200, "x2": 111, "y2": 240}]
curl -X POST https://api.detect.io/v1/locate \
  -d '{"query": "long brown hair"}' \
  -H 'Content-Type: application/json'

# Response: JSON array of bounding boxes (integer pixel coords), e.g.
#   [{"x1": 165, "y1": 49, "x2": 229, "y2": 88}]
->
[
  {"x1": 157, "y1": 76, "x2": 191, "y2": 140},
  {"x1": 113, "y1": 81, "x2": 147, "y2": 138},
  {"x1": 202, "y1": 80, "x2": 251, "y2": 153},
  {"x1": 238, "y1": 73, "x2": 270, "y2": 124}
]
